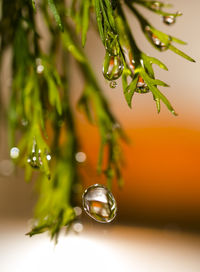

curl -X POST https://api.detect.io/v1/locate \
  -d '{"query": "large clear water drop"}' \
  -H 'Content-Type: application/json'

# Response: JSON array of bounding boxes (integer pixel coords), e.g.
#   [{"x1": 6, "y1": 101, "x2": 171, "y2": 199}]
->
[
  {"x1": 103, "y1": 54, "x2": 123, "y2": 81},
  {"x1": 82, "y1": 184, "x2": 117, "y2": 223}
]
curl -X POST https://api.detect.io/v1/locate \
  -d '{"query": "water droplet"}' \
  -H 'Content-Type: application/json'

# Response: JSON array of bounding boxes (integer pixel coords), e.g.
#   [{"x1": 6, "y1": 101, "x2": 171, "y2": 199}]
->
[
  {"x1": 37, "y1": 65, "x2": 44, "y2": 74},
  {"x1": 82, "y1": 184, "x2": 117, "y2": 223},
  {"x1": 72, "y1": 222, "x2": 83, "y2": 233},
  {"x1": 21, "y1": 118, "x2": 28, "y2": 127},
  {"x1": 109, "y1": 81, "x2": 117, "y2": 88},
  {"x1": 36, "y1": 58, "x2": 44, "y2": 74},
  {"x1": 151, "y1": 1, "x2": 161, "y2": 11},
  {"x1": 145, "y1": 27, "x2": 169, "y2": 51},
  {"x1": 74, "y1": 206, "x2": 82, "y2": 216},
  {"x1": 163, "y1": 15, "x2": 176, "y2": 25},
  {"x1": 75, "y1": 152, "x2": 87, "y2": 163},
  {"x1": 46, "y1": 154, "x2": 51, "y2": 161},
  {"x1": 27, "y1": 152, "x2": 42, "y2": 169},
  {"x1": 136, "y1": 76, "x2": 149, "y2": 93},
  {"x1": 103, "y1": 54, "x2": 123, "y2": 81},
  {"x1": 10, "y1": 147, "x2": 20, "y2": 159}
]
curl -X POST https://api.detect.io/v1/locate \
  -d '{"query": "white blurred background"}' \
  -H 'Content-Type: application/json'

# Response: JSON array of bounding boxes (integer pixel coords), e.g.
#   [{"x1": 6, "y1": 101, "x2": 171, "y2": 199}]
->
[{"x1": 0, "y1": 0, "x2": 200, "y2": 271}]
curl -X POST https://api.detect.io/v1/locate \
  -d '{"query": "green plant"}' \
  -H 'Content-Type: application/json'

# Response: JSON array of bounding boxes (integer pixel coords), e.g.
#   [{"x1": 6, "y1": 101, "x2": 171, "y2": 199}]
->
[{"x1": 0, "y1": 0, "x2": 195, "y2": 241}]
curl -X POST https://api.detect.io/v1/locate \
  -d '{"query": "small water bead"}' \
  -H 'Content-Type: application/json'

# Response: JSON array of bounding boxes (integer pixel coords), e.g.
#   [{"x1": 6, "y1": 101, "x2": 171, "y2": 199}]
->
[
  {"x1": 46, "y1": 154, "x2": 51, "y2": 161},
  {"x1": 136, "y1": 76, "x2": 149, "y2": 93},
  {"x1": 163, "y1": 15, "x2": 176, "y2": 25},
  {"x1": 10, "y1": 147, "x2": 20, "y2": 159},
  {"x1": 82, "y1": 184, "x2": 117, "y2": 223},
  {"x1": 72, "y1": 222, "x2": 83, "y2": 233},
  {"x1": 103, "y1": 54, "x2": 123, "y2": 81},
  {"x1": 74, "y1": 206, "x2": 82, "y2": 216},
  {"x1": 75, "y1": 152, "x2": 87, "y2": 163},
  {"x1": 151, "y1": 1, "x2": 162, "y2": 11},
  {"x1": 21, "y1": 118, "x2": 28, "y2": 127},
  {"x1": 109, "y1": 81, "x2": 117, "y2": 88},
  {"x1": 145, "y1": 26, "x2": 169, "y2": 51},
  {"x1": 36, "y1": 58, "x2": 44, "y2": 74}
]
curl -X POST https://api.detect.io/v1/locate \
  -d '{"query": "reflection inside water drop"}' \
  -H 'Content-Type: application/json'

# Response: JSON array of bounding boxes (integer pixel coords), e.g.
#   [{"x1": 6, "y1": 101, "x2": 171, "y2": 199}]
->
[
  {"x1": 82, "y1": 184, "x2": 117, "y2": 223},
  {"x1": 103, "y1": 54, "x2": 123, "y2": 81}
]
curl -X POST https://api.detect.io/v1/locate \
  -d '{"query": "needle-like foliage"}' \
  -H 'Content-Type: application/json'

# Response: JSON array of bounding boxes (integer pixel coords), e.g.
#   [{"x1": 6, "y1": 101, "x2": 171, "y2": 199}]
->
[{"x1": 0, "y1": 0, "x2": 195, "y2": 241}]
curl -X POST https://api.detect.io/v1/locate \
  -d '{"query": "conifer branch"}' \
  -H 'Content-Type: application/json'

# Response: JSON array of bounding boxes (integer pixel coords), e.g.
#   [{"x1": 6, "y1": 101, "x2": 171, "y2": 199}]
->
[{"x1": 0, "y1": 0, "x2": 195, "y2": 240}]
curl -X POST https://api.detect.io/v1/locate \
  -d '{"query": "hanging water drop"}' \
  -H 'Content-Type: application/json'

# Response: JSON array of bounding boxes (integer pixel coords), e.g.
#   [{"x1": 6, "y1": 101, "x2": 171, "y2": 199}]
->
[
  {"x1": 110, "y1": 81, "x2": 117, "y2": 88},
  {"x1": 27, "y1": 140, "x2": 43, "y2": 169},
  {"x1": 136, "y1": 76, "x2": 149, "y2": 93},
  {"x1": 163, "y1": 15, "x2": 176, "y2": 25},
  {"x1": 82, "y1": 184, "x2": 117, "y2": 223},
  {"x1": 151, "y1": 1, "x2": 161, "y2": 11},
  {"x1": 103, "y1": 53, "x2": 123, "y2": 81},
  {"x1": 27, "y1": 151, "x2": 42, "y2": 169},
  {"x1": 145, "y1": 26, "x2": 169, "y2": 51}
]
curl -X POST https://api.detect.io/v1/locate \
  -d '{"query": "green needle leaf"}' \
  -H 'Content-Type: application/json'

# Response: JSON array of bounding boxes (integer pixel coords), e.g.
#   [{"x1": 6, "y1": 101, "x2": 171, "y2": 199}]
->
[
  {"x1": 48, "y1": 0, "x2": 64, "y2": 31},
  {"x1": 154, "y1": 96, "x2": 161, "y2": 113},
  {"x1": 123, "y1": 74, "x2": 139, "y2": 108},
  {"x1": 31, "y1": 0, "x2": 36, "y2": 12},
  {"x1": 143, "y1": 75, "x2": 176, "y2": 115},
  {"x1": 147, "y1": 56, "x2": 168, "y2": 70},
  {"x1": 150, "y1": 78, "x2": 170, "y2": 87},
  {"x1": 171, "y1": 36, "x2": 187, "y2": 45},
  {"x1": 94, "y1": 0, "x2": 105, "y2": 43},
  {"x1": 169, "y1": 44, "x2": 196, "y2": 62},
  {"x1": 81, "y1": 0, "x2": 90, "y2": 47}
]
